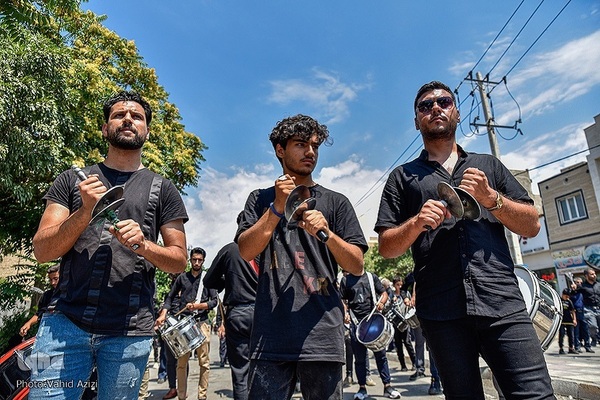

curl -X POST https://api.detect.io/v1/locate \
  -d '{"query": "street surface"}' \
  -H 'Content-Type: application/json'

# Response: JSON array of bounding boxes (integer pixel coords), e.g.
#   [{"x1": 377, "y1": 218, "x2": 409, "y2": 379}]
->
[{"x1": 146, "y1": 332, "x2": 596, "y2": 399}]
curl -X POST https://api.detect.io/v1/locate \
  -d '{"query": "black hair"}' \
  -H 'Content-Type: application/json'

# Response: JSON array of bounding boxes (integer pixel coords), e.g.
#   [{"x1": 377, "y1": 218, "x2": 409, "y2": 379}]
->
[
  {"x1": 47, "y1": 264, "x2": 60, "y2": 274},
  {"x1": 190, "y1": 247, "x2": 206, "y2": 258},
  {"x1": 392, "y1": 275, "x2": 403, "y2": 286},
  {"x1": 103, "y1": 91, "x2": 152, "y2": 126},
  {"x1": 413, "y1": 81, "x2": 456, "y2": 113},
  {"x1": 269, "y1": 114, "x2": 332, "y2": 157}
]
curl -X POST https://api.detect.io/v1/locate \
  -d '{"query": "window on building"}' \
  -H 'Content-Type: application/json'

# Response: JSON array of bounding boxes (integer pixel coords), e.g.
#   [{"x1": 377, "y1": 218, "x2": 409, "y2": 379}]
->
[{"x1": 556, "y1": 190, "x2": 587, "y2": 224}]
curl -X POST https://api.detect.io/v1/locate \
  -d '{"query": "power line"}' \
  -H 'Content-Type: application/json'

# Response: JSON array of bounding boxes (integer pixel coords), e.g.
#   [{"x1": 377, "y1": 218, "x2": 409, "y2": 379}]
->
[
  {"x1": 490, "y1": 0, "x2": 572, "y2": 93},
  {"x1": 514, "y1": 143, "x2": 597, "y2": 177},
  {"x1": 353, "y1": 134, "x2": 421, "y2": 208}
]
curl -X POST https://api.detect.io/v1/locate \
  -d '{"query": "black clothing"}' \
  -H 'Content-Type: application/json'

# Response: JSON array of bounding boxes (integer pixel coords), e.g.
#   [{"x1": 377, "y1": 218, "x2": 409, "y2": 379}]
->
[
  {"x1": 44, "y1": 163, "x2": 188, "y2": 336},
  {"x1": 203, "y1": 242, "x2": 257, "y2": 400},
  {"x1": 561, "y1": 298, "x2": 575, "y2": 325},
  {"x1": 35, "y1": 288, "x2": 56, "y2": 319},
  {"x1": 236, "y1": 184, "x2": 367, "y2": 363},
  {"x1": 164, "y1": 271, "x2": 218, "y2": 322},
  {"x1": 580, "y1": 280, "x2": 600, "y2": 308},
  {"x1": 375, "y1": 146, "x2": 532, "y2": 321},
  {"x1": 203, "y1": 242, "x2": 258, "y2": 307},
  {"x1": 339, "y1": 273, "x2": 385, "y2": 321}
]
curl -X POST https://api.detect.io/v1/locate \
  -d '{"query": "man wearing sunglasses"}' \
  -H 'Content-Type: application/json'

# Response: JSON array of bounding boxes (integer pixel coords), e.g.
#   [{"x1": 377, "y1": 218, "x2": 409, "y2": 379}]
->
[{"x1": 375, "y1": 81, "x2": 554, "y2": 398}]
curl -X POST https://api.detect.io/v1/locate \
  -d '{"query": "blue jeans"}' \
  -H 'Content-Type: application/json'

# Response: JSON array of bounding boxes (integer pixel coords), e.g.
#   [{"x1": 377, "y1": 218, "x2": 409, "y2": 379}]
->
[
  {"x1": 420, "y1": 310, "x2": 554, "y2": 400},
  {"x1": 28, "y1": 311, "x2": 152, "y2": 400},
  {"x1": 349, "y1": 323, "x2": 392, "y2": 386}
]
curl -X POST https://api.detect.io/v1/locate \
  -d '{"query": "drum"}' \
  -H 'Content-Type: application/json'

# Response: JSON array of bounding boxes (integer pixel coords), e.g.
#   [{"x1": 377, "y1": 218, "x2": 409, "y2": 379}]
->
[
  {"x1": 356, "y1": 312, "x2": 394, "y2": 352},
  {"x1": 402, "y1": 305, "x2": 420, "y2": 330},
  {"x1": 514, "y1": 265, "x2": 562, "y2": 351},
  {"x1": 160, "y1": 314, "x2": 207, "y2": 358},
  {"x1": 384, "y1": 302, "x2": 406, "y2": 331}
]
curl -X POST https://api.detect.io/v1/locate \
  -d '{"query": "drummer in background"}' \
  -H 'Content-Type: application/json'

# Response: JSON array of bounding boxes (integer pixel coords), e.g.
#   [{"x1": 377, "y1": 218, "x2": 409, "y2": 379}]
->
[
  {"x1": 389, "y1": 275, "x2": 416, "y2": 373},
  {"x1": 19, "y1": 264, "x2": 60, "y2": 338},
  {"x1": 156, "y1": 247, "x2": 218, "y2": 400},
  {"x1": 340, "y1": 271, "x2": 402, "y2": 400},
  {"x1": 375, "y1": 80, "x2": 554, "y2": 398},
  {"x1": 236, "y1": 114, "x2": 367, "y2": 400},
  {"x1": 156, "y1": 273, "x2": 182, "y2": 398}
]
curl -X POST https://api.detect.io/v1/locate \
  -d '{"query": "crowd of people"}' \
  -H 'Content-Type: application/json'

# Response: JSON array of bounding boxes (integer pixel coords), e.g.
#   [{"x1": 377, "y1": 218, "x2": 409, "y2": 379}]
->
[{"x1": 17, "y1": 82, "x2": 579, "y2": 399}]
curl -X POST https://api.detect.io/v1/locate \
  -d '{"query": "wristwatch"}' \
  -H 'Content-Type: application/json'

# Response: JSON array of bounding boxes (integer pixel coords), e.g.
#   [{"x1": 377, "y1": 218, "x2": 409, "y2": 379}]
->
[{"x1": 486, "y1": 191, "x2": 503, "y2": 211}]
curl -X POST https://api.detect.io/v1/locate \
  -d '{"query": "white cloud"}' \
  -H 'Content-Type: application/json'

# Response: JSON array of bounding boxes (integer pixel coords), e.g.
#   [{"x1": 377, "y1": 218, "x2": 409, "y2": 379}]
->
[
  {"x1": 267, "y1": 68, "x2": 371, "y2": 124},
  {"x1": 502, "y1": 122, "x2": 590, "y2": 193}
]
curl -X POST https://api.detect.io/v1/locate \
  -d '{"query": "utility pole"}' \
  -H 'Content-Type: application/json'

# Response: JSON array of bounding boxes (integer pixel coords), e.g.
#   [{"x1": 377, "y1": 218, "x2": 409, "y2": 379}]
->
[{"x1": 471, "y1": 72, "x2": 523, "y2": 265}]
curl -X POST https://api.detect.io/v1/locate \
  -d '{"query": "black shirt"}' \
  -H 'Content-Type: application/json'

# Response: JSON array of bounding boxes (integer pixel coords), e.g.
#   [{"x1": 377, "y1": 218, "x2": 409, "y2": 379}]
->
[
  {"x1": 236, "y1": 184, "x2": 368, "y2": 363},
  {"x1": 340, "y1": 273, "x2": 386, "y2": 321},
  {"x1": 203, "y1": 242, "x2": 257, "y2": 307},
  {"x1": 375, "y1": 146, "x2": 532, "y2": 320},
  {"x1": 163, "y1": 271, "x2": 218, "y2": 322},
  {"x1": 580, "y1": 280, "x2": 600, "y2": 308}
]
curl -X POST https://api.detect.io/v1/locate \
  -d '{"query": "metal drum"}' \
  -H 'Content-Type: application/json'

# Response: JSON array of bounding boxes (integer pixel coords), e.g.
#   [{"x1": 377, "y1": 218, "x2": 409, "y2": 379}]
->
[
  {"x1": 514, "y1": 265, "x2": 562, "y2": 351},
  {"x1": 383, "y1": 302, "x2": 406, "y2": 332},
  {"x1": 356, "y1": 313, "x2": 394, "y2": 352},
  {"x1": 160, "y1": 315, "x2": 206, "y2": 358}
]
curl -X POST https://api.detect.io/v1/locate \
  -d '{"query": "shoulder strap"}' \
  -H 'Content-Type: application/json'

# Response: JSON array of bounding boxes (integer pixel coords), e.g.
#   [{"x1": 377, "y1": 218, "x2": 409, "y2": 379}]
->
[{"x1": 366, "y1": 272, "x2": 378, "y2": 306}]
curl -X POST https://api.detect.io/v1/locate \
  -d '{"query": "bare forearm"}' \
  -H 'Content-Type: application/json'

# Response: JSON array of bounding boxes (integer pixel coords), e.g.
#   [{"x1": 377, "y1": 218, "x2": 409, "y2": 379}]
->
[
  {"x1": 33, "y1": 208, "x2": 91, "y2": 263},
  {"x1": 139, "y1": 241, "x2": 187, "y2": 273},
  {"x1": 326, "y1": 233, "x2": 364, "y2": 275},
  {"x1": 378, "y1": 216, "x2": 422, "y2": 259},
  {"x1": 491, "y1": 198, "x2": 540, "y2": 237},
  {"x1": 238, "y1": 211, "x2": 281, "y2": 261}
]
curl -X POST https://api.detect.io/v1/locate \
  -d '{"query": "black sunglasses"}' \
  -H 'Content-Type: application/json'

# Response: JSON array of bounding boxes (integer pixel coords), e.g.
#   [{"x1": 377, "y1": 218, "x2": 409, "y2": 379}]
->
[{"x1": 416, "y1": 96, "x2": 454, "y2": 114}]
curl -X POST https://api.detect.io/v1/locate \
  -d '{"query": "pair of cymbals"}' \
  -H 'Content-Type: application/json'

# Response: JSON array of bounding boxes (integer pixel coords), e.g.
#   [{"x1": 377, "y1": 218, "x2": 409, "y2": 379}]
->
[
  {"x1": 284, "y1": 185, "x2": 329, "y2": 242},
  {"x1": 72, "y1": 166, "x2": 125, "y2": 225},
  {"x1": 437, "y1": 182, "x2": 481, "y2": 220}
]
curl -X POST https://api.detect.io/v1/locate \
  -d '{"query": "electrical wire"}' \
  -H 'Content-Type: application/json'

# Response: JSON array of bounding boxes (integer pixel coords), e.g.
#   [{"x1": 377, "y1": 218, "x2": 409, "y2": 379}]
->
[{"x1": 353, "y1": 134, "x2": 421, "y2": 208}]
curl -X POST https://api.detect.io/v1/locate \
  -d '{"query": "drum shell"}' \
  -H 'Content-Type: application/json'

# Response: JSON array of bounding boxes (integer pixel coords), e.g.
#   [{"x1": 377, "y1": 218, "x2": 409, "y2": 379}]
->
[
  {"x1": 514, "y1": 265, "x2": 562, "y2": 351},
  {"x1": 160, "y1": 314, "x2": 207, "y2": 358},
  {"x1": 384, "y1": 303, "x2": 407, "y2": 332},
  {"x1": 356, "y1": 313, "x2": 394, "y2": 352}
]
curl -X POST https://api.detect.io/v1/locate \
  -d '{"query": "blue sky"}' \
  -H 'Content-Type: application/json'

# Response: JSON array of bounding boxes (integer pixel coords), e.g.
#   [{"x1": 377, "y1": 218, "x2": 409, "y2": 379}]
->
[{"x1": 85, "y1": 1, "x2": 600, "y2": 264}]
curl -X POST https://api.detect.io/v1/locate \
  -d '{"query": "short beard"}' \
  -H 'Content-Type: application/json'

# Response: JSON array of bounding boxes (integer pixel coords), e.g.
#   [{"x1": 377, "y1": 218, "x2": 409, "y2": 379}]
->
[
  {"x1": 420, "y1": 119, "x2": 457, "y2": 142},
  {"x1": 105, "y1": 126, "x2": 146, "y2": 150}
]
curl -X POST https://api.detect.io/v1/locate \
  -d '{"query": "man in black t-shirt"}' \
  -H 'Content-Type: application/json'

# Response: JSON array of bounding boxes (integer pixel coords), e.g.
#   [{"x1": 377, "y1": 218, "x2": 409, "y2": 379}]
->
[
  {"x1": 375, "y1": 81, "x2": 554, "y2": 398},
  {"x1": 204, "y1": 242, "x2": 258, "y2": 400},
  {"x1": 29, "y1": 91, "x2": 189, "y2": 400},
  {"x1": 236, "y1": 114, "x2": 367, "y2": 400}
]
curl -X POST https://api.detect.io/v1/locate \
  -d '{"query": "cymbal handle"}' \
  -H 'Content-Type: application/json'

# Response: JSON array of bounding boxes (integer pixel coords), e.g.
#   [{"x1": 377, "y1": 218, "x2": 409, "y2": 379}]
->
[
  {"x1": 317, "y1": 230, "x2": 329, "y2": 243},
  {"x1": 71, "y1": 165, "x2": 88, "y2": 181}
]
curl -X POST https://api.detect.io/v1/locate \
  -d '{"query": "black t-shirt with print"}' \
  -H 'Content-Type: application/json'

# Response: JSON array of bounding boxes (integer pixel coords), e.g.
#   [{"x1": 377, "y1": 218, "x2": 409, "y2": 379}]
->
[{"x1": 236, "y1": 184, "x2": 367, "y2": 363}]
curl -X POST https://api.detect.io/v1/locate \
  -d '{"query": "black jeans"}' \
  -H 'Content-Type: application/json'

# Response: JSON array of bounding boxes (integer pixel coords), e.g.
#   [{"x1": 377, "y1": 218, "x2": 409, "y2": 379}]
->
[
  {"x1": 420, "y1": 310, "x2": 555, "y2": 400},
  {"x1": 225, "y1": 304, "x2": 254, "y2": 400},
  {"x1": 248, "y1": 359, "x2": 343, "y2": 400}
]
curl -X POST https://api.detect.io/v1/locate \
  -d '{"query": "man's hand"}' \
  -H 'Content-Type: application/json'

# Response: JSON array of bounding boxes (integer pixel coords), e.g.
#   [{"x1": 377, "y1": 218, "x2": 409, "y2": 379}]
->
[{"x1": 110, "y1": 219, "x2": 145, "y2": 252}]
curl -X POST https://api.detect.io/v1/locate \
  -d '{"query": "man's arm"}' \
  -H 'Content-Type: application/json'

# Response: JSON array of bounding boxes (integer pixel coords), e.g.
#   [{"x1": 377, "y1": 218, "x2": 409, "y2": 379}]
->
[
  {"x1": 323, "y1": 232, "x2": 364, "y2": 276},
  {"x1": 128, "y1": 219, "x2": 187, "y2": 273},
  {"x1": 238, "y1": 210, "x2": 281, "y2": 262},
  {"x1": 33, "y1": 175, "x2": 109, "y2": 263},
  {"x1": 378, "y1": 199, "x2": 447, "y2": 259},
  {"x1": 460, "y1": 167, "x2": 540, "y2": 238}
]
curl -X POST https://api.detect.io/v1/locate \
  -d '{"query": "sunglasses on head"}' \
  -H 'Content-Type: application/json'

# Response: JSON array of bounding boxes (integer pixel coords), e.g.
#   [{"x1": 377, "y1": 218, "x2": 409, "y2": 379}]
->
[{"x1": 416, "y1": 96, "x2": 454, "y2": 114}]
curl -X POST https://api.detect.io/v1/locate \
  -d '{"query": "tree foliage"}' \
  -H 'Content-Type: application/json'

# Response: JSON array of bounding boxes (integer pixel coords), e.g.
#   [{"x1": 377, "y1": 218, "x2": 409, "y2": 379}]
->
[
  {"x1": 0, "y1": 1, "x2": 206, "y2": 257},
  {"x1": 364, "y1": 243, "x2": 414, "y2": 281},
  {"x1": 0, "y1": 0, "x2": 207, "y2": 342}
]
